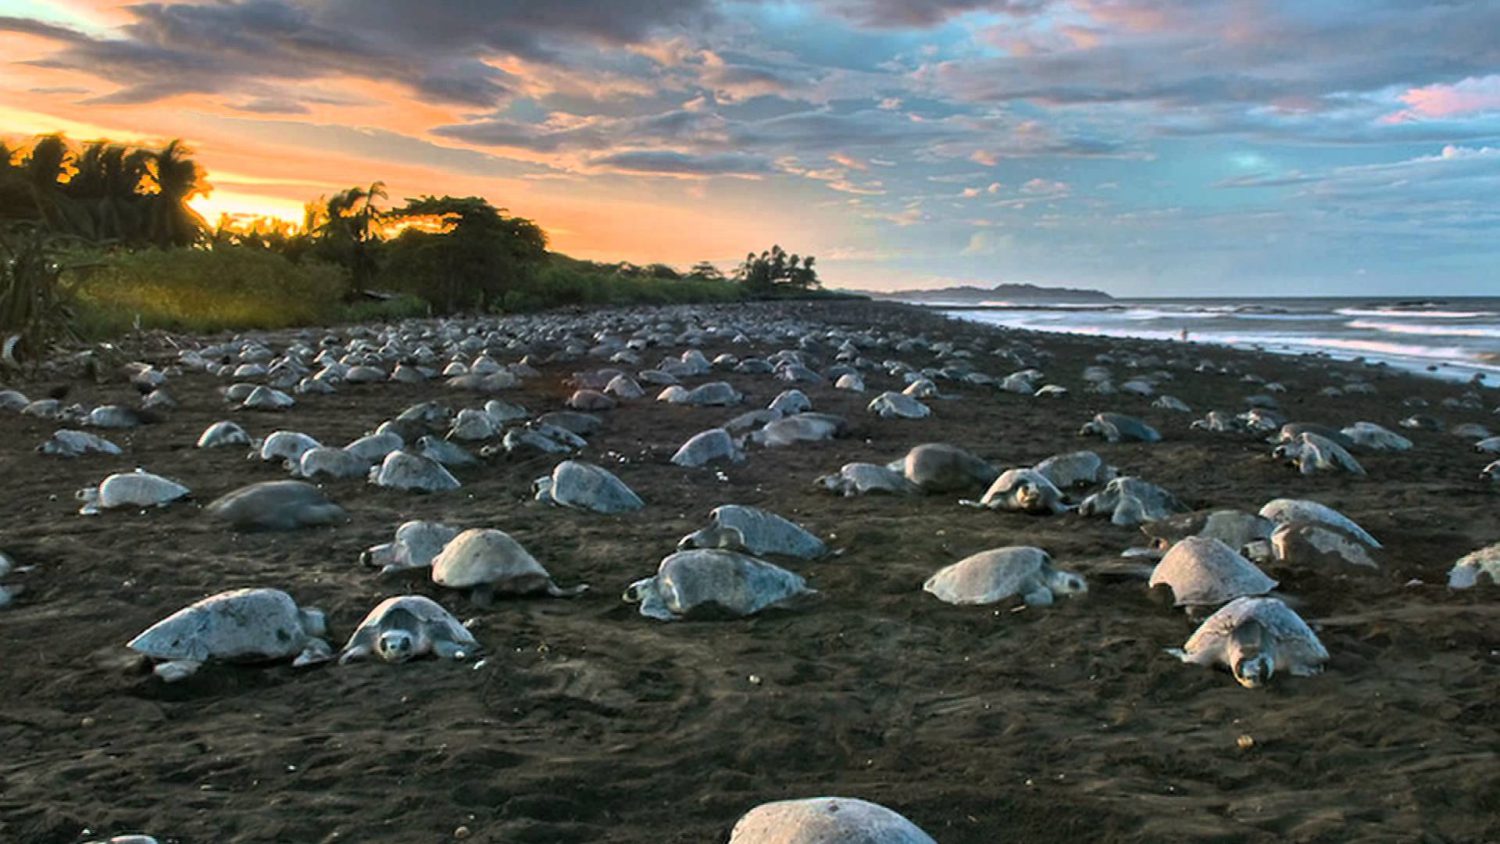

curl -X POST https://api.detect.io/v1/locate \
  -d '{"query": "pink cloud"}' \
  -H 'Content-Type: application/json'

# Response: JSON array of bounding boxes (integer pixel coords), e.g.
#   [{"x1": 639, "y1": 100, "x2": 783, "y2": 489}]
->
[{"x1": 1385, "y1": 75, "x2": 1500, "y2": 123}]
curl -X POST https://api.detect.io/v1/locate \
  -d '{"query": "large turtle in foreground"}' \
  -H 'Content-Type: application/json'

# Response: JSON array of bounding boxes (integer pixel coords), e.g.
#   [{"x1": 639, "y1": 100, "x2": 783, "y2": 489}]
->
[
  {"x1": 127, "y1": 588, "x2": 331, "y2": 682},
  {"x1": 729, "y1": 796, "x2": 936, "y2": 844},
  {"x1": 624, "y1": 549, "x2": 815, "y2": 621},
  {"x1": 338, "y1": 595, "x2": 479, "y2": 664},
  {"x1": 1169, "y1": 596, "x2": 1328, "y2": 688}
]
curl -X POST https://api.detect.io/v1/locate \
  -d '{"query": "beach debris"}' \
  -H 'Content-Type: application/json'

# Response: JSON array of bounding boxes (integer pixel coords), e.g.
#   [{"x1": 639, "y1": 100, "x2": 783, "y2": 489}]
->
[
  {"x1": 624, "y1": 549, "x2": 815, "y2": 621},
  {"x1": 1168, "y1": 596, "x2": 1327, "y2": 688},
  {"x1": 128, "y1": 588, "x2": 331, "y2": 682},
  {"x1": 924, "y1": 546, "x2": 1086, "y2": 607},
  {"x1": 339, "y1": 595, "x2": 479, "y2": 663}
]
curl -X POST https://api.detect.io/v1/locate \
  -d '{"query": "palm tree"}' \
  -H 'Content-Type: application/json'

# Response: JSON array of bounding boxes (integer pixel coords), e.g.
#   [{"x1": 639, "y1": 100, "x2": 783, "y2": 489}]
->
[
  {"x1": 67, "y1": 141, "x2": 151, "y2": 243},
  {"x1": 318, "y1": 181, "x2": 386, "y2": 292},
  {"x1": 21, "y1": 134, "x2": 81, "y2": 233},
  {"x1": 144, "y1": 139, "x2": 209, "y2": 248}
]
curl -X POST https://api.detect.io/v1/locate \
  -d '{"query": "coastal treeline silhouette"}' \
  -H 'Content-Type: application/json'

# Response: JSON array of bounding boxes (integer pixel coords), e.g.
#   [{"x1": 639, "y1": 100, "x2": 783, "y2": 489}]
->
[{"x1": 0, "y1": 132, "x2": 829, "y2": 362}]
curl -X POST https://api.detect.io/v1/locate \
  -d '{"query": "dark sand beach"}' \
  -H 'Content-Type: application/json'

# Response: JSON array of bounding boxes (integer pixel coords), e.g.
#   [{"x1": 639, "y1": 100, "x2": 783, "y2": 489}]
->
[{"x1": 0, "y1": 300, "x2": 1496, "y2": 844}]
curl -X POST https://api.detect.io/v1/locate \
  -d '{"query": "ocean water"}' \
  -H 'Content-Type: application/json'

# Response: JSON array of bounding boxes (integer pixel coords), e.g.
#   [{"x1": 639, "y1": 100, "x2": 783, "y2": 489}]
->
[{"x1": 935, "y1": 297, "x2": 1500, "y2": 383}]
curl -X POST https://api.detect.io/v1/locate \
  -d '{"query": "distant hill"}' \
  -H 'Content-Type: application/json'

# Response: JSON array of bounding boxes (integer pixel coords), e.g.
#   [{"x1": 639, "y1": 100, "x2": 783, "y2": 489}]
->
[{"x1": 853, "y1": 283, "x2": 1114, "y2": 304}]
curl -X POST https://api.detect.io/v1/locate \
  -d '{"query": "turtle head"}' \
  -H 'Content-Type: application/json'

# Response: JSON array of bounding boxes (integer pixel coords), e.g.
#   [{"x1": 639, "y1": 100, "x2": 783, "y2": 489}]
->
[
  {"x1": 679, "y1": 524, "x2": 745, "y2": 552},
  {"x1": 1229, "y1": 620, "x2": 1273, "y2": 689},
  {"x1": 377, "y1": 629, "x2": 417, "y2": 662},
  {"x1": 1077, "y1": 421, "x2": 1098, "y2": 437},
  {"x1": 1046, "y1": 569, "x2": 1088, "y2": 598}
]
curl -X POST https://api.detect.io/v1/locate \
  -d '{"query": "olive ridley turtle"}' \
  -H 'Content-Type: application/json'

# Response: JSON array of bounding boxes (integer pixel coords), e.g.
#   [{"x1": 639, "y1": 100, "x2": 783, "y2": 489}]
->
[
  {"x1": 205, "y1": 481, "x2": 347, "y2": 531},
  {"x1": 924, "y1": 547, "x2": 1086, "y2": 607},
  {"x1": 1149, "y1": 537, "x2": 1278, "y2": 608},
  {"x1": 678, "y1": 504, "x2": 826, "y2": 559},
  {"x1": 1169, "y1": 596, "x2": 1327, "y2": 688},
  {"x1": 533, "y1": 460, "x2": 644, "y2": 513},
  {"x1": 430, "y1": 528, "x2": 587, "y2": 604},
  {"x1": 338, "y1": 595, "x2": 479, "y2": 663},
  {"x1": 728, "y1": 797, "x2": 936, "y2": 844},
  {"x1": 624, "y1": 549, "x2": 815, "y2": 621},
  {"x1": 127, "y1": 587, "x2": 331, "y2": 682}
]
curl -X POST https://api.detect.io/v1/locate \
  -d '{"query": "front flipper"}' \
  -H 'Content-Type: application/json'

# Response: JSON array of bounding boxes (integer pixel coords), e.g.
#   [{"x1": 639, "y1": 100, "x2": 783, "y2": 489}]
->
[
  {"x1": 431, "y1": 636, "x2": 476, "y2": 661},
  {"x1": 1021, "y1": 587, "x2": 1055, "y2": 607},
  {"x1": 545, "y1": 580, "x2": 589, "y2": 598},
  {"x1": 293, "y1": 638, "x2": 333, "y2": 667},
  {"x1": 154, "y1": 659, "x2": 204, "y2": 682}
]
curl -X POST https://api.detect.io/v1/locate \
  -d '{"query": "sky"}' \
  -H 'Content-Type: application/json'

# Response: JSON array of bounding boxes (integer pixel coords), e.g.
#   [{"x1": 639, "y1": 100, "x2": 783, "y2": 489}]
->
[{"x1": 1, "y1": 0, "x2": 1498, "y2": 296}]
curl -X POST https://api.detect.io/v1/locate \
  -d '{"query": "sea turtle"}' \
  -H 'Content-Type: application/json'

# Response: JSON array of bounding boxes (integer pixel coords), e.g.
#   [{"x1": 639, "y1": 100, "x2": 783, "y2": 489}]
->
[
  {"x1": 0, "y1": 550, "x2": 17, "y2": 608},
  {"x1": 904, "y1": 378, "x2": 939, "y2": 398},
  {"x1": 204, "y1": 480, "x2": 347, "y2": 531},
  {"x1": 816, "y1": 463, "x2": 917, "y2": 497},
  {"x1": 78, "y1": 470, "x2": 190, "y2": 515},
  {"x1": 197, "y1": 420, "x2": 251, "y2": 448},
  {"x1": 430, "y1": 528, "x2": 587, "y2": 604},
  {"x1": 448, "y1": 408, "x2": 498, "y2": 441},
  {"x1": 835, "y1": 372, "x2": 866, "y2": 392},
  {"x1": 1475, "y1": 436, "x2": 1500, "y2": 454},
  {"x1": 1191, "y1": 411, "x2": 1244, "y2": 433},
  {"x1": 1273, "y1": 432, "x2": 1365, "y2": 475},
  {"x1": 417, "y1": 435, "x2": 478, "y2": 467},
  {"x1": 671, "y1": 428, "x2": 745, "y2": 467},
  {"x1": 0, "y1": 388, "x2": 29, "y2": 412},
  {"x1": 679, "y1": 382, "x2": 744, "y2": 406},
  {"x1": 1140, "y1": 509, "x2": 1273, "y2": 553},
  {"x1": 677, "y1": 505, "x2": 826, "y2": 559},
  {"x1": 1079, "y1": 476, "x2": 1187, "y2": 526},
  {"x1": 1482, "y1": 459, "x2": 1500, "y2": 483},
  {"x1": 338, "y1": 595, "x2": 479, "y2": 663},
  {"x1": 1079, "y1": 412, "x2": 1161, "y2": 443},
  {"x1": 867, "y1": 391, "x2": 931, "y2": 419},
  {"x1": 344, "y1": 431, "x2": 404, "y2": 464},
  {"x1": 39, "y1": 429, "x2": 122, "y2": 458},
  {"x1": 1245, "y1": 521, "x2": 1379, "y2": 570},
  {"x1": 623, "y1": 549, "x2": 815, "y2": 621},
  {"x1": 127, "y1": 587, "x2": 331, "y2": 682},
  {"x1": 767, "y1": 389, "x2": 812, "y2": 415},
  {"x1": 1271, "y1": 423, "x2": 1355, "y2": 449},
  {"x1": 293, "y1": 446, "x2": 369, "y2": 480},
  {"x1": 968, "y1": 469, "x2": 1071, "y2": 515},
  {"x1": 1340, "y1": 422, "x2": 1412, "y2": 452},
  {"x1": 1032, "y1": 450, "x2": 1116, "y2": 490},
  {"x1": 362, "y1": 520, "x2": 461, "y2": 575},
  {"x1": 566, "y1": 389, "x2": 617, "y2": 411},
  {"x1": 893, "y1": 443, "x2": 998, "y2": 493},
  {"x1": 86, "y1": 405, "x2": 144, "y2": 429},
  {"x1": 1153, "y1": 395, "x2": 1192, "y2": 413},
  {"x1": 369, "y1": 451, "x2": 461, "y2": 492},
  {"x1": 500, "y1": 426, "x2": 574, "y2": 456},
  {"x1": 533, "y1": 460, "x2": 644, "y2": 513},
  {"x1": 749, "y1": 413, "x2": 846, "y2": 447},
  {"x1": 1447, "y1": 542, "x2": 1500, "y2": 589},
  {"x1": 1258, "y1": 499, "x2": 1381, "y2": 548},
  {"x1": 256, "y1": 430, "x2": 321, "y2": 463},
  {"x1": 923, "y1": 546, "x2": 1086, "y2": 607},
  {"x1": 1149, "y1": 537, "x2": 1278, "y2": 608},
  {"x1": 1168, "y1": 596, "x2": 1327, "y2": 688},
  {"x1": 605, "y1": 374, "x2": 645, "y2": 399},
  {"x1": 728, "y1": 797, "x2": 936, "y2": 844},
  {"x1": 241, "y1": 385, "x2": 295, "y2": 411}
]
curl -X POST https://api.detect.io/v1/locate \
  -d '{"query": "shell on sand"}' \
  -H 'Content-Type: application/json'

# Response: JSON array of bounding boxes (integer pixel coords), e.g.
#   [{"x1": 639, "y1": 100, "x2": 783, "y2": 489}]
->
[
  {"x1": 205, "y1": 480, "x2": 347, "y2": 531},
  {"x1": 533, "y1": 460, "x2": 644, "y2": 513},
  {"x1": 127, "y1": 587, "x2": 330, "y2": 679},
  {"x1": 728, "y1": 797, "x2": 936, "y2": 844},
  {"x1": 1150, "y1": 536, "x2": 1277, "y2": 607},
  {"x1": 678, "y1": 504, "x2": 826, "y2": 559},
  {"x1": 625, "y1": 549, "x2": 814, "y2": 621},
  {"x1": 923, "y1": 546, "x2": 1086, "y2": 606},
  {"x1": 430, "y1": 528, "x2": 586, "y2": 597},
  {"x1": 78, "y1": 470, "x2": 189, "y2": 515}
]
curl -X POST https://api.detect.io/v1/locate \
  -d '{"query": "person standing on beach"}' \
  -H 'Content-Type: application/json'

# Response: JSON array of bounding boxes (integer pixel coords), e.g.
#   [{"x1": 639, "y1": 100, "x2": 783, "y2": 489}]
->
[{"x1": 1180, "y1": 328, "x2": 1190, "y2": 342}]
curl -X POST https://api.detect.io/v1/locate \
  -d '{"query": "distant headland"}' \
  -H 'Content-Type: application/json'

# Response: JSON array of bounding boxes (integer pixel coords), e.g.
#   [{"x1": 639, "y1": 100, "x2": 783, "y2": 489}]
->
[{"x1": 852, "y1": 283, "x2": 1115, "y2": 304}]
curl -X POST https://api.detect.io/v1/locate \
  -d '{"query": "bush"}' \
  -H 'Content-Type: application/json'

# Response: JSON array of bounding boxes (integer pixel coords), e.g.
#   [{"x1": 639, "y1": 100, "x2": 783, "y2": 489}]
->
[
  {"x1": 337, "y1": 294, "x2": 430, "y2": 323},
  {"x1": 69, "y1": 246, "x2": 348, "y2": 334},
  {"x1": 496, "y1": 258, "x2": 744, "y2": 312}
]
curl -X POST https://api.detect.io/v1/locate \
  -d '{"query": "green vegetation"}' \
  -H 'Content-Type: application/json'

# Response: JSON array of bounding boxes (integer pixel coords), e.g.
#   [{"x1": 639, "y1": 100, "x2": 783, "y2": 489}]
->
[{"x1": 0, "y1": 131, "x2": 845, "y2": 361}]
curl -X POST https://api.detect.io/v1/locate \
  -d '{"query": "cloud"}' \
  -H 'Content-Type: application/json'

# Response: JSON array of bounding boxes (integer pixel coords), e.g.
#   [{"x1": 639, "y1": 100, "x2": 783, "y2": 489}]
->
[
  {"x1": 589, "y1": 150, "x2": 774, "y2": 177},
  {"x1": 1387, "y1": 75, "x2": 1500, "y2": 123},
  {"x1": 1019, "y1": 178, "x2": 1069, "y2": 196},
  {"x1": 819, "y1": 0, "x2": 1049, "y2": 28}
]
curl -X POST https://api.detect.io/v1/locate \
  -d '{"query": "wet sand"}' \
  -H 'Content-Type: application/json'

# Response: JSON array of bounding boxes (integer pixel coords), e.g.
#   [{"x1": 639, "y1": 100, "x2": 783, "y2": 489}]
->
[{"x1": 0, "y1": 301, "x2": 1496, "y2": 844}]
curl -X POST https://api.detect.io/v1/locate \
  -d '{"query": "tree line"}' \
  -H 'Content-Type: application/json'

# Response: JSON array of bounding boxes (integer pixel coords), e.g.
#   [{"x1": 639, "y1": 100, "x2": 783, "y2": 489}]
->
[{"x1": 0, "y1": 132, "x2": 821, "y2": 317}]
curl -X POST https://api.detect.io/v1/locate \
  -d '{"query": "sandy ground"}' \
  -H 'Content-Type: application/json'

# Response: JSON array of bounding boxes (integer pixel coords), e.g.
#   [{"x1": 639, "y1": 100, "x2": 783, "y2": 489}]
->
[{"x1": 0, "y1": 301, "x2": 1496, "y2": 844}]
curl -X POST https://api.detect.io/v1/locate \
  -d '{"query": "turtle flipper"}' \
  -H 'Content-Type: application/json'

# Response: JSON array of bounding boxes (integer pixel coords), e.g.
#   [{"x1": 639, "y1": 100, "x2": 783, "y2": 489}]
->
[
  {"x1": 154, "y1": 659, "x2": 204, "y2": 682},
  {"x1": 431, "y1": 636, "x2": 475, "y2": 661},
  {"x1": 545, "y1": 581, "x2": 590, "y2": 598},
  {"x1": 293, "y1": 638, "x2": 333, "y2": 667}
]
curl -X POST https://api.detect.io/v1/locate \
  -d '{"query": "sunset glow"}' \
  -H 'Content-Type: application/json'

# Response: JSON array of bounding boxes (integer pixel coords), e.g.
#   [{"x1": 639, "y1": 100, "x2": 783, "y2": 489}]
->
[{"x1": 4, "y1": 1, "x2": 1498, "y2": 294}]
